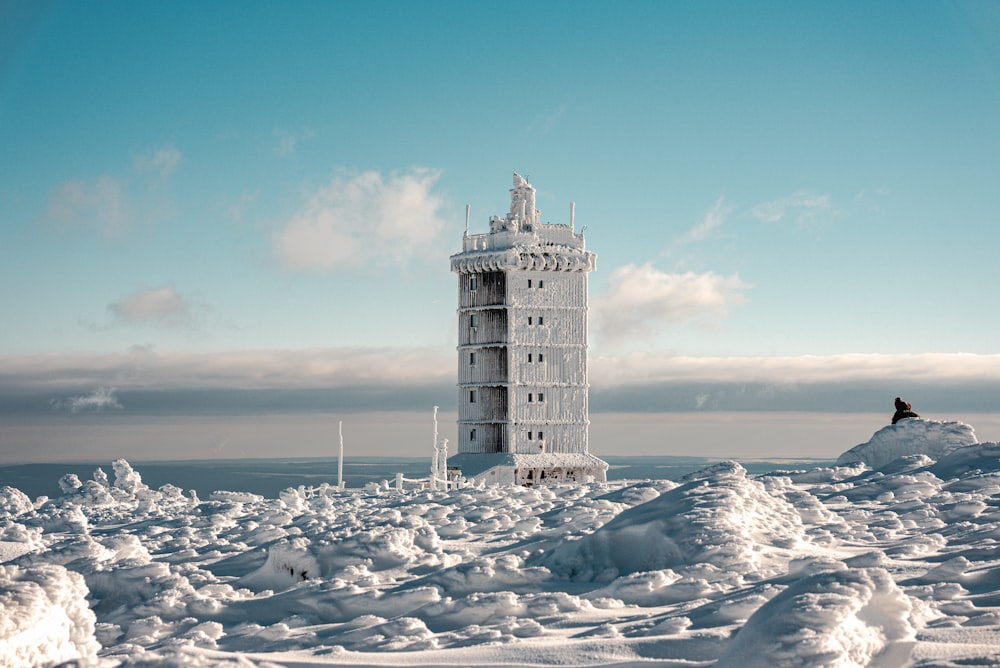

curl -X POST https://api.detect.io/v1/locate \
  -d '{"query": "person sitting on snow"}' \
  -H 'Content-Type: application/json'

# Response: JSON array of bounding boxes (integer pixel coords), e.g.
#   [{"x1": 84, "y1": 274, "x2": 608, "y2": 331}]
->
[{"x1": 892, "y1": 397, "x2": 919, "y2": 424}]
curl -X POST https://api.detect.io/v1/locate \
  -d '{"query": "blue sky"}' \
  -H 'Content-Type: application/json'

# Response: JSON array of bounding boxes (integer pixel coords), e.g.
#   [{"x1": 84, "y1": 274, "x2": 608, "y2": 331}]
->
[{"x1": 2, "y1": 1, "x2": 1000, "y2": 461}]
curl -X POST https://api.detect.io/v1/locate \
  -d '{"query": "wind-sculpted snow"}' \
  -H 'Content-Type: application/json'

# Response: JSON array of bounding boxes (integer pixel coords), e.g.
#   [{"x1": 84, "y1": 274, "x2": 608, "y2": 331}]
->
[
  {"x1": 540, "y1": 461, "x2": 807, "y2": 582},
  {"x1": 1, "y1": 436, "x2": 999, "y2": 666},
  {"x1": 837, "y1": 418, "x2": 978, "y2": 469},
  {"x1": 717, "y1": 567, "x2": 916, "y2": 667},
  {"x1": 0, "y1": 564, "x2": 100, "y2": 666}
]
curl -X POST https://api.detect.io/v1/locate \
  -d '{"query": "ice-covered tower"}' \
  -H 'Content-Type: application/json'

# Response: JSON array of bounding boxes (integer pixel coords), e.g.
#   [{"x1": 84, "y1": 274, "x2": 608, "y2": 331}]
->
[{"x1": 448, "y1": 173, "x2": 608, "y2": 486}]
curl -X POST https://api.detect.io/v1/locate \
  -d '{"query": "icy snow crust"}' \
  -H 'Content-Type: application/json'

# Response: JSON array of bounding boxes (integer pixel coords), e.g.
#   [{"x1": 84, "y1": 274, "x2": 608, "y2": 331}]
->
[{"x1": 1, "y1": 419, "x2": 1000, "y2": 667}]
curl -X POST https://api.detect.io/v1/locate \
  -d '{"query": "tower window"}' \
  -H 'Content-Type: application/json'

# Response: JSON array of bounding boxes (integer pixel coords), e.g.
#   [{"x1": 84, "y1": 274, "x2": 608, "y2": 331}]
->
[
  {"x1": 538, "y1": 353, "x2": 544, "y2": 363},
  {"x1": 527, "y1": 353, "x2": 532, "y2": 363},
  {"x1": 527, "y1": 431, "x2": 533, "y2": 440},
  {"x1": 469, "y1": 390, "x2": 477, "y2": 403},
  {"x1": 470, "y1": 313, "x2": 478, "y2": 328},
  {"x1": 527, "y1": 279, "x2": 532, "y2": 288},
  {"x1": 539, "y1": 280, "x2": 544, "y2": 288},
  {"x1": 469, "y1": 276, "x2": 477, "y2": 291},
  {"x1": 538, "y1": 316, "x2": 544, "y2": 326},
  {"x1": 470, "y1": 428, "x2": 477, "y2": 441},
  {"x1": 538, "y1": 431, "x2": 544, "y2": 441},
  {"x1": 528, "y1": 393, "x2": 534, "y2": 403},
  {"x1": 538, "y1": 393, "x2": 545, "y2": 402},
  {"x1": 469, "y1": 351, "x2": 476, "y2": 365},
  {"x1": 528, "y1": 317, "x2": 533, "y2": 325}
]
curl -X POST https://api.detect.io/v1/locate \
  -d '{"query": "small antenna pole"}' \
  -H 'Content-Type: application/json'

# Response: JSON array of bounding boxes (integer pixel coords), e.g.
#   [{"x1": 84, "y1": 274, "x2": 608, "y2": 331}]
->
[
  {"x1": 431, "y1": 406, "x2": 440, "y2": 490},
  {"x1": 570, "y1": 201, "x2": 575, "y2": 229},
  {"x1": 441, "y1": 439, "x2": 449, "y2": 490},
  {"x1": 338, "y1": 420, "x2": 345, "y2": 489},
  {"x1": 465, "y1": 204, "x2": 470, "y2": 236}
]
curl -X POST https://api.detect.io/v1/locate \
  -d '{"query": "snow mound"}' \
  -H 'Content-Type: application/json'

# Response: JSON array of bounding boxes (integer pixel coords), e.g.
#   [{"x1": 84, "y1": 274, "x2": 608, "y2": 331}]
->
[
  {"x1": 0, "y1": 486, "x2": 34, "y2": 518},
  {"x1": 540, "y1": 461, "x2": 806, "y2": 582},
  {"x1": 836, "y1": 418, "x2": 977, "y2": 469},
  {"x1": 0, "y1": 564, "x2": 100, "y2": 667},
  {"x1": 0, "y1": 524, "x2": 45, "y2": 564},
  {"x1": 716, "y1": 567, "x2": 915, "y2": 667}
]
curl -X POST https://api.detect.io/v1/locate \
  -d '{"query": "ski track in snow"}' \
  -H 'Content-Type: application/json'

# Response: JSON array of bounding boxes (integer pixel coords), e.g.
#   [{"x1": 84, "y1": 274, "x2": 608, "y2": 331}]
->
[{"x1": 2, "y1": 419, "x2": 1000, "y2": 667}]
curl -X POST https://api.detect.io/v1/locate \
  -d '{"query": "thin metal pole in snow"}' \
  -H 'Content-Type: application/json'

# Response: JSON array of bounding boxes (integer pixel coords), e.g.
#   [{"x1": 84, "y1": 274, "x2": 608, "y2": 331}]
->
[
  {"x1": 431, "y1": 406, "x2": 440, "y2": 490},
  {"x1": 441, "y1": 438, "x2": 448, "y2": 489},
  {"x1": 338, "y1": 420, "x2": 345, "y2": 489}
]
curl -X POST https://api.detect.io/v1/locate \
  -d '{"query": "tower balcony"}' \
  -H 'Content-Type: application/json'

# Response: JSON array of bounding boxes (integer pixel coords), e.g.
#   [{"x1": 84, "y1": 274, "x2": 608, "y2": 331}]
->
[{"x1": 451, "y1": 239, "x2": 596, "y2": 274}]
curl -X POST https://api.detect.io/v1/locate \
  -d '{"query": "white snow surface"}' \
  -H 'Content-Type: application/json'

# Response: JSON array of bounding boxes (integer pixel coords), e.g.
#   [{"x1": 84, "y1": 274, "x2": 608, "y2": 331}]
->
[
  {"x1": 1, "y1": 421, "x2": 1000, "y2": 667},
  {"x1": 837, "y1": 418, "x2": 977, "y2": 469}
]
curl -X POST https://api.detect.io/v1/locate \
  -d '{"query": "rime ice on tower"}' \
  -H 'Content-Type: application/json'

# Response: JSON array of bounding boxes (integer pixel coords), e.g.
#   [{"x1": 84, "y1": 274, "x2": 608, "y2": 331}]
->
[{"x1": 447, "y1": 173, "x2": 608, "y2": 485}]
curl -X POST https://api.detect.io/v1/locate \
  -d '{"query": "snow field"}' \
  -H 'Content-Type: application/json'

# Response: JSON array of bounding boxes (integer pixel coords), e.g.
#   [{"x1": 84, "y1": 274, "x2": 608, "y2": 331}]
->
[{"x1": 0, "y1": 418, "x2": 999, "y2": 666}]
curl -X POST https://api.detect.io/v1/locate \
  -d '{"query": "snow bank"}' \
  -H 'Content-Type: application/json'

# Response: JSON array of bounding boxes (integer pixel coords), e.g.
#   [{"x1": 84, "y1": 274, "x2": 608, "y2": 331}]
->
[
  {"x1": 836, "y1": 418, "x2": 977, "y2": 469},
  {"x1": 540, "y1": 461, "x2": 806, "y2": 582},
  {"x1": 0, "y1": 564, "x2": 100, "y2": 667},
  {"x1": 717, "y1": 567, "x2": 915, "y2": 667}
]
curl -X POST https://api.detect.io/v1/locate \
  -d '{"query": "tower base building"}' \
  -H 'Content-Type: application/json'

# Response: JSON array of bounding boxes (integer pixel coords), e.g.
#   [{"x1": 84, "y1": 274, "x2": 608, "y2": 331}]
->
[{"x1": 447, "y1": 173, "x2": 608, "y2": 486}]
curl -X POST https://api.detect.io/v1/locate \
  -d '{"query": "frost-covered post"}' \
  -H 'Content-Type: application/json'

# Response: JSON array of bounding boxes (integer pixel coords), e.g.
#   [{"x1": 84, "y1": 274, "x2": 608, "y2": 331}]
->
[
  {"x1": 440, "y1": 438, "x2": 449, "y2": 489},
  {"x1": 338, "y1": 420, "x2": 345, "y2": 489},
  {"x1": 431, "y1": 406, "x2": 440, "y2": 490}
]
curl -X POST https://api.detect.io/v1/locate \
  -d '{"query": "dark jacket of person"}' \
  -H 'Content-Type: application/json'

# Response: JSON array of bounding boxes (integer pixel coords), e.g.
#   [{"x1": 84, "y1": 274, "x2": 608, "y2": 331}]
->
[{"x1": 892, "y1": 397, "x2": 919, "y2": 424}]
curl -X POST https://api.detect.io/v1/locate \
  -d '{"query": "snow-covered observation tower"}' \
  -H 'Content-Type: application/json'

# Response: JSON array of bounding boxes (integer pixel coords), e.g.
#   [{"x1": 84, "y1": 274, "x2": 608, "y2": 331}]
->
[{"x1": 447, "y1": 173, "x2": 608, "y2": 486}]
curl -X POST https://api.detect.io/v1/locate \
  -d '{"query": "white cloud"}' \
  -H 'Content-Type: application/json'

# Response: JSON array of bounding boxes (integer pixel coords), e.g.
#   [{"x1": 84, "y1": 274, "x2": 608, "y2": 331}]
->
[
  {"x1": 44, "y1": 176, "x2": 132, "y2": 237},
  {"x1": 134, "y1": 145, "x2": 182, "y2": 178},
  {"x1": 0, "y1": 347, "x2": 453, "y2": 392},
  {"x1": 42, "y1": 145, "x2": 181, "y2": 237},
  {"x1": 590, "y1": 352, "x2": 1000, "y2": 387},
  {"x1": 591, "y1": 264, "x2": 751, "y2": 344},
  {"x1": 50, "y1": 387, "x2": 123, "y2": 414},
  {"x1": 226, "y1": 189, "x2": 259, "y2": 221},
  {"x1": 750, "y1": 191, "x2": 833, "y2": 225},
  {"x1": 682, "y1": 196, "x2": 732, "y2": 243},
  {"x1": 273, "y1": 167, "x2": 447, "y2": 272},
  {"x1": 109, "y1": 286, "x2": 194, "y2": 328},
  {"x1": 5, "y1": 349, "x2": 1000, "y2": 416},
  {"x1": 273, "y1": 128, "x2": 315, "y2": 156}
]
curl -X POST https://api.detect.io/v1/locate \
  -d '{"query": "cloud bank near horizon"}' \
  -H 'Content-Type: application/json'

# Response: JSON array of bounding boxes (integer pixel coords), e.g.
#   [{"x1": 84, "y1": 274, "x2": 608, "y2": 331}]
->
[{"x1": 3, "y1": 348, "x2": 1000, "y2": 417}]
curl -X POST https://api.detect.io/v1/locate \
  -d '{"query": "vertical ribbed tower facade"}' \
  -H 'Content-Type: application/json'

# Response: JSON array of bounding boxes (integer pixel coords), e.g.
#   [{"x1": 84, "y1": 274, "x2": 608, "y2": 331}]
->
[{"x1": 448, "y1": 173, "x2": 608, "y2": 486}]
